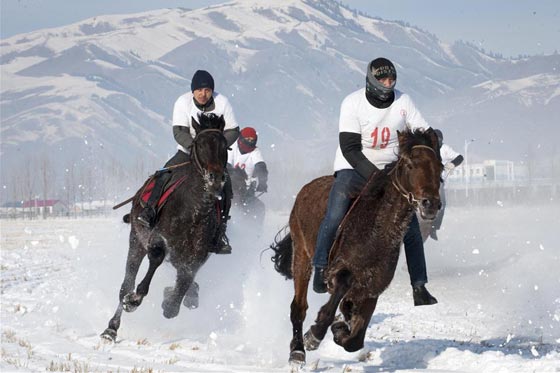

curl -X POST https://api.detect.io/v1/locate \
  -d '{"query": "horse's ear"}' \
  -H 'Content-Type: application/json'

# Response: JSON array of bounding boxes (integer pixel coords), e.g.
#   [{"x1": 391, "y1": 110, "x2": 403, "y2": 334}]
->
[
  {"x1": 218, "y1": 115, "x2": 225, "y2": 132},
  {"x1": 191, "y1": 116, "x2": 201, "y2": 134},
  {"x1": 397, "y1": 130, "x2": 407, "y2": 148}
]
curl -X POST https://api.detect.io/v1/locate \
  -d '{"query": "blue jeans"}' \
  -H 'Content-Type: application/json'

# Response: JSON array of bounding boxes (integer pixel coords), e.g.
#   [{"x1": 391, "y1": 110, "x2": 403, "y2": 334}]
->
[{"x1": 312, "y1": 169, "x2": 428, "y2": 286}]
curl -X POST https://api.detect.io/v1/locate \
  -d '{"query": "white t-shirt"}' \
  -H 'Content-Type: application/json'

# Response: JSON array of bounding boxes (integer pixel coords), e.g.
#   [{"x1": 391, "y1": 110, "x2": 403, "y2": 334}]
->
[
  {"x1": 333, "y1": 88, "x2": 430, "y2": 172},
  {"x1": 227, "y1": 141, "x2": 265, "y2": 178},
  {"x1": 172, "y1": 91, "x2": 239, "y2": 153}
]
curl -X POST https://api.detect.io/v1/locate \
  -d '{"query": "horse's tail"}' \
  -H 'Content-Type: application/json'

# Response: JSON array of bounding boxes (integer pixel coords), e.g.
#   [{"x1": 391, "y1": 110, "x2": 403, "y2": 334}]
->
[{"x1": 270, "y1": 226, "x2": 293, "y2": 280}]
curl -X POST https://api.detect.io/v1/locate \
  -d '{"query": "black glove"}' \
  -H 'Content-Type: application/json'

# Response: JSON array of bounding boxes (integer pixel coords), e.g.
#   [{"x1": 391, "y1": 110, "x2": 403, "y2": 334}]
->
[{"x1": 256, "y1": 181, "x2": 268, "y2": 193}]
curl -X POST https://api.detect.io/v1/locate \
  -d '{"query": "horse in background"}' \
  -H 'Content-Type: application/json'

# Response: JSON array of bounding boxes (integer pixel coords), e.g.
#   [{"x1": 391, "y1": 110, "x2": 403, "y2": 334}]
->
[
  {"x1": 270, "y1": 128, "x2": 442, "y2": 366},
  {"x1": 101, "y1": 114, "x2": 228, "y2": 342}
]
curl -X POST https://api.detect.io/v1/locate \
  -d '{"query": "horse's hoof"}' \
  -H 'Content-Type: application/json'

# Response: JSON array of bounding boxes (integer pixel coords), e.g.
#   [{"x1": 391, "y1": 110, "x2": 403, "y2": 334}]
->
[
  {"x1": 331, "y1": 320, "x2": 350, "y2": 346},
  {"x1": 183, "y1": 294, "x2": 199, "y2": 309},
  {"x1": 303, "y1": 329, "x2": 322, "y2": 351},
  {"x1": 100, "y1": 328, "x2": 117, "y2": 343},
  {"x1": 289, "y1": 350, "x2": 306, "y2": 366},
  {"x1": 123, "y1": 293, "x2": 141, "y2": 312},
  {"x1": 183, "y1": 282, "x2": 199, "y2": 309}
]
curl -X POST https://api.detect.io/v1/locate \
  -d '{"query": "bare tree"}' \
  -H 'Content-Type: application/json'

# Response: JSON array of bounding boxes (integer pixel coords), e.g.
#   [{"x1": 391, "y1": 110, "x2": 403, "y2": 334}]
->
[{"x1": 39, "y1": 153, "x2": 55, "y2": 219}]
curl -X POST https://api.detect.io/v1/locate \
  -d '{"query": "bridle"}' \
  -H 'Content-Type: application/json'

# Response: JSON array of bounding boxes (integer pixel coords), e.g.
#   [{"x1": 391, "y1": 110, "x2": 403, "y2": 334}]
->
[
  {"x1": 389, "y1": 144, "x2": 438, "y2": 207},
  {"x1": 190, "y1": 128, "x2": 224, "y2": 175}
]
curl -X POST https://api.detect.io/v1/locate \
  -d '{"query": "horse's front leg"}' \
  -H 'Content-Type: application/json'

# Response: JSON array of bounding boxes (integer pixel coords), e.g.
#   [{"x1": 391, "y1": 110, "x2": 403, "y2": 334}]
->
[
  {"x1": 162, "y1": 266, "x2": 194, "y2": 319},
  {"x1": 332, "y1": 296, "x2": 378, "y2": 352},
  {"x1": 101, "y1": 233, "x2": 145, "y2": 342},
  {"x1": 124, "y1": 238, "x2": 166, "y2": 312},
  {"x1": 304, "y1": 269, "x2": 351, "y2": 351}
]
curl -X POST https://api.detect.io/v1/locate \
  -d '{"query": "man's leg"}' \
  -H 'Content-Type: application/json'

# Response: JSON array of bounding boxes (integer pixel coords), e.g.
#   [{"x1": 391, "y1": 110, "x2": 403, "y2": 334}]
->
[
  {"x1": 430, "y1": 184, "x2": 446, "y2": 240},
  {"x1": 213, "y1": 170, "x2": 233, "y2": 254},
  {"x1": 312, "y1": 170, "x2": 365, "y2": 293},
  {"x1": 404, "y1": 214, "x2": 438, "y2": 306}
]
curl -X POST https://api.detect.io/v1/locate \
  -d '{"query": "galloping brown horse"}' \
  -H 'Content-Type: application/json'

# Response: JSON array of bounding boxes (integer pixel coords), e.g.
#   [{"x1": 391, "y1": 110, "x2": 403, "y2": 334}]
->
[
  {"x1": 101, "y1": 114, "x2": 228, "y2": 342},
  {"x1": 270, "y1": 128, "x2": 442, "y2": 365}
]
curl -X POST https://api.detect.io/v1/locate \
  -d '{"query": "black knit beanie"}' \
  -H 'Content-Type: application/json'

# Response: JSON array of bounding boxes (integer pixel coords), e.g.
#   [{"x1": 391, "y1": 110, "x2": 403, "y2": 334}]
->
[{"x1": 191, "y1": 70, "x2": 215, "y2": 92}]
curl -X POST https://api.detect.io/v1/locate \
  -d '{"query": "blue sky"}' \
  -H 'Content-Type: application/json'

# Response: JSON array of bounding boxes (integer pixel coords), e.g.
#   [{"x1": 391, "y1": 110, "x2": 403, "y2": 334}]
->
[{"x1": 1, "y1": 0, "x2": 558, "y2": 57}]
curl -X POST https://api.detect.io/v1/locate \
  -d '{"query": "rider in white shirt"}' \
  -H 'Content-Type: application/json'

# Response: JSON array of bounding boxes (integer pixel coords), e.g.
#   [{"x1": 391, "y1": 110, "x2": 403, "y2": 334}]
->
[
  {"x1": 138, "y1": 70, "x2": 239, "y2": 254},
  {"x1": 227, "y1": 127, "x2": 268, "y2": 193},
  {"x1": 313, "y1": 57, "x2": 438, "y2": 306}
]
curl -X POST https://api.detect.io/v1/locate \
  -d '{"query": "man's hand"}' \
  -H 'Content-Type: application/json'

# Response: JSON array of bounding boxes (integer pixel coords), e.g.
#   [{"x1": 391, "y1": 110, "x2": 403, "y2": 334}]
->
[{"x1": 444, "y1": 161, "x2": 455, "y2": 172}]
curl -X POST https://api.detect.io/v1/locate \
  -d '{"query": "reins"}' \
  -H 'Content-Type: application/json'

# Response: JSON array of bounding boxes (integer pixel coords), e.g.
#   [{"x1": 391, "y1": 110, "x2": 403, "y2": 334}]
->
[
  {"x1": 389, "y1": 144, "x2": 437, "y2": 207},
  {"x1": 113, "y1": 128, "x2": 224, "y2": 210}
]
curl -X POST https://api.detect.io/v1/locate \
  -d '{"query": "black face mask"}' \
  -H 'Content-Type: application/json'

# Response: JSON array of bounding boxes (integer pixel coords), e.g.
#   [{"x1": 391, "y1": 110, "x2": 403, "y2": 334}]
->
[{"x1": 365, "y1": 78, "x2": 395, "y2": 108}]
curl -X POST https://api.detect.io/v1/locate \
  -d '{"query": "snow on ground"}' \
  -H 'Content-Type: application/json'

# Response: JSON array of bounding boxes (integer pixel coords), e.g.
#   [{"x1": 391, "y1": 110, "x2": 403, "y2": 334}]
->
[{"x1": 1, "y1": 203, "x2": 559, "y2": 372}]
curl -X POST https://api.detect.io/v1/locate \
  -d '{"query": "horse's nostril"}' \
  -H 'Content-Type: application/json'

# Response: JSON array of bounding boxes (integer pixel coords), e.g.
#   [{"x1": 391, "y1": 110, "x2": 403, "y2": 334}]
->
[{"x1": 422, "y1": 199, "x2": 431, "y2": 208}]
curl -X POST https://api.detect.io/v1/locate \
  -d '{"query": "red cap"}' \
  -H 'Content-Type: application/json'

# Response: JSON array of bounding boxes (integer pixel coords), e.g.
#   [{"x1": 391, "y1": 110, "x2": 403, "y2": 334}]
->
[{"x1": 238, "y1": 127, "x2": 258, "y2": 154}]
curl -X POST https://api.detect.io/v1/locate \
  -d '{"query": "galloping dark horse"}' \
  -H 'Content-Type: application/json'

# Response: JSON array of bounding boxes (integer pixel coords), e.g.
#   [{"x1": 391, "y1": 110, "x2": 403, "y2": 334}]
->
[
  {"x1": 270, "y1": 128, "x2": 442, "y2": 365},
  {"x1": 101, "y1": 114, "x2": 228, "y2": 342}
]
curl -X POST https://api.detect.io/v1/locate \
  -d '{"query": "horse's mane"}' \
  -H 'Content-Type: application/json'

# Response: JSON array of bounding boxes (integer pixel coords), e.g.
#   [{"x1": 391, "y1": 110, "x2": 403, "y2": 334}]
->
[
  {"x1": 398, "y1": 128, "x2": 441, "y2": 162},
  {"x1": 363, "y1": 128, "x2": 439, "y2": 200},
  {"x1": 196, "y1": 113, "x2": 225, "y2": 131}
]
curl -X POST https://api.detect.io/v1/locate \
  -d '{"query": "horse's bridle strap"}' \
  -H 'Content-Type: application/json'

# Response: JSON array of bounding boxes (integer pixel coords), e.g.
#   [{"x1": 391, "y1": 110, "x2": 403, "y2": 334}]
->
[{"x1": 391, "y1": 144, "x2": 437, "y2": 206}]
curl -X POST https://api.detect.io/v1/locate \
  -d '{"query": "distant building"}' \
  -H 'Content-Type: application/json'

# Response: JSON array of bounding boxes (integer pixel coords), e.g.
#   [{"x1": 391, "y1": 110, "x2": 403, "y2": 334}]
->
[{"x1": 0, "y1": 199, "x2": 69, "y2": 218}]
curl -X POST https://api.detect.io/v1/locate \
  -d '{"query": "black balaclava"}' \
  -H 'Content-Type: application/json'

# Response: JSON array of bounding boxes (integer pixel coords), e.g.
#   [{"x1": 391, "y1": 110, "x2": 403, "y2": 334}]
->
[{"x1": 365, "y1": 57, "x2": 397, "y2": 108}]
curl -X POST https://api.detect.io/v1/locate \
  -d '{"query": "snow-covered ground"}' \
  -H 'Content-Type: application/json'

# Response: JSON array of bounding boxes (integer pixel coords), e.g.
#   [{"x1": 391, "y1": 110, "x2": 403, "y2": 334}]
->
[{"x1": 1, "y1": 203, "x2": 559, "y2": 372}]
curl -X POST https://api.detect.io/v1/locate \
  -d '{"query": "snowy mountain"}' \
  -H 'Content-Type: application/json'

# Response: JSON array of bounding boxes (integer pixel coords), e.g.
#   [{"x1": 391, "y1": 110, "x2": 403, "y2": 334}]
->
[{"x1": 1, "y1": 0, "x2": 559, "y2": 198}]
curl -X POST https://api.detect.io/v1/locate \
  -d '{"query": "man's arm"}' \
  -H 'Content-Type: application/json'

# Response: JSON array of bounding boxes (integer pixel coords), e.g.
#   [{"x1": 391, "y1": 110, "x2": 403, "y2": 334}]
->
[
  {"x1": 254, "y1": 161, "x2": 268, "y2": 192},
  {"x1": 173, "y1": 126, "x2": 193, "y2": 150},
  {"x1": 224, "y1": 127, "x2": 240, "y2": 147},
  {"x1": 340, "y1": 132, "x2": 379, "y2": 180}
]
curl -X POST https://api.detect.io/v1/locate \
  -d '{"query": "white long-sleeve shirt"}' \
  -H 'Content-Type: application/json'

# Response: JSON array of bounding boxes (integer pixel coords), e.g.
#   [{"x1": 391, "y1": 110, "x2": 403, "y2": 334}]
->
[
  {"x1": 172, "y1": 91, "x2": 238, "y2": 153},
  {"x1": 333, "y1": 88, "x2": 430, "y2": 172},
  {"x1": 227, "y1": 142, "x2": 265, "y2": 179}
]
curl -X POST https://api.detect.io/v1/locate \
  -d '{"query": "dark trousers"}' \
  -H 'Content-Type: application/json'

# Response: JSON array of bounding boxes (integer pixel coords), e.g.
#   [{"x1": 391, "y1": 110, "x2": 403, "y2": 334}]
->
[
  {"x1": 312, "y1": 169, "x2": 429, "y2": 286},
  {"x1": 432, "y1": 183, "x2": 446, "y2": 231}
]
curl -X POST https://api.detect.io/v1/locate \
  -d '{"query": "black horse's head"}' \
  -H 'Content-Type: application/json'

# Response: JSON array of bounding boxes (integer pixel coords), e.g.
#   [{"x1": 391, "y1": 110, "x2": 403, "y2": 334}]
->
[
  {"x1": 191, "y1": 114, "x2": 228, "y2": 195},
  {"x1": 395, "y1": 128, "x2": 443, "y2": 220}
]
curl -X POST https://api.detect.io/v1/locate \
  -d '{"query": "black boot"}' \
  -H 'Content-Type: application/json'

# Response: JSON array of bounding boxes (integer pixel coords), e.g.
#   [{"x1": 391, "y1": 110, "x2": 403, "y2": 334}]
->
[
  {"x1": 413, "y1": 284, "x2": 438, "y2": 306},
  {"x1": 212, "y1": 221, "x2": 232, "y2": 254},
  {"x1": 137, "y1": 171, "x2": 170, "y2": 229},
  {"x1": 429, "y1": 229, "x2": 438, "y2": 241},
  {"x1": 313, "y1": 267, "x2": 327, "y2": 293}
]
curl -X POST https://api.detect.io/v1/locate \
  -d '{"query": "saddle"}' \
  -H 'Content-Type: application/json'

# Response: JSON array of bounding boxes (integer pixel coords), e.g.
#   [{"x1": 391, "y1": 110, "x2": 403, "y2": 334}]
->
[{"x1": 140, "y1": 171, "x2": 188, "y2": 213}]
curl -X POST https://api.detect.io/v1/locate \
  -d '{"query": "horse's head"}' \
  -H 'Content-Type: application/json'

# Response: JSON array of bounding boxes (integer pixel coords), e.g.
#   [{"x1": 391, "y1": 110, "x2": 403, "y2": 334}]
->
[
  {"x1": 393, "y1": 128, "x2": 443, "y2": 220},
  {"x1": 191, "y1": 114, "x2": 228, "y2": 195}
]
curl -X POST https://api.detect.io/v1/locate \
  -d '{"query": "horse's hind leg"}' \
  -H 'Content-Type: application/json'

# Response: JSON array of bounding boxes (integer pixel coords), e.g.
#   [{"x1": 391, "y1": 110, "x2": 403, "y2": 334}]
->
[
  {"x1": 304, "y1": 269, "x2": 351, "y2": 351},
  {"x1": 101, "y1": 233, "x2": 145, "y2": 341},
  {"x1": 123, "y1": 237, "x2": 166, "y2": 311},
  {"x1": 162, "y1": 267, "x2": 193, "y2": 318},
  {"x1": 332, "y1": 296, "x2": 378, "y2": 352},
  {"x1": 288, "y1": 246, "x2": 312, "y2": 365}
]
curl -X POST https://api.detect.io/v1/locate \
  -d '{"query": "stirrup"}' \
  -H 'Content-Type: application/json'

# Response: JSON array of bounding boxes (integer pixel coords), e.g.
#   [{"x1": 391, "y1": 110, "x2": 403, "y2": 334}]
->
[
  {"x1": 137, "y1": 206, "x2": 156, "y2": 228},
  {"x1": 212, "y1": 233, "x2": 232, "y2": 254}
]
